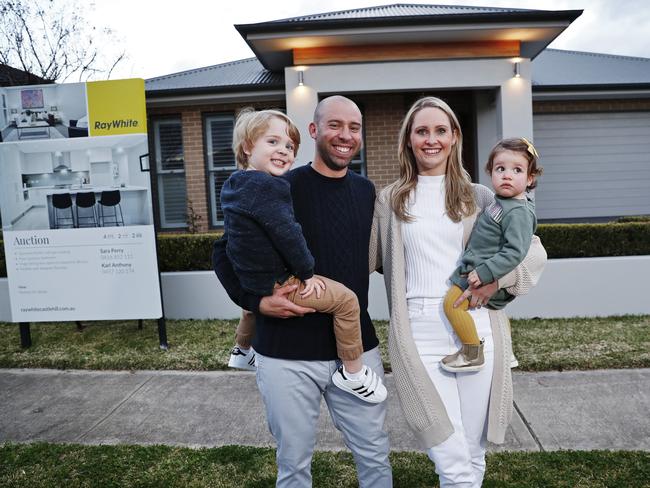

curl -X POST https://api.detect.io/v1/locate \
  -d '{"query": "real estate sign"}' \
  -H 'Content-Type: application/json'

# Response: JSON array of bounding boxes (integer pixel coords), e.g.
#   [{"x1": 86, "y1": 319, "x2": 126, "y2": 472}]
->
[{"x1": 0, "y1": 79, "x2": 162, "y2": 321}]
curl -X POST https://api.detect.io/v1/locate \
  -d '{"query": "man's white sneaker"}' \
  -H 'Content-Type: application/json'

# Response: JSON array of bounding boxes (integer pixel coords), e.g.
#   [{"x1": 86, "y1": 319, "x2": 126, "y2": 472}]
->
[
  {"x1": 228, "y1": 346, "x2": 256, "y2": 371},
  {"x1": 332, "y1": 365, "x2": 387, "y2": 404}
]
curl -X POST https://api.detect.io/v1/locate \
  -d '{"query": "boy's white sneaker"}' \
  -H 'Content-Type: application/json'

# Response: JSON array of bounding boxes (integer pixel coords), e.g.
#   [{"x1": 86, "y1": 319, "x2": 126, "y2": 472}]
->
[
  {"x1": 228, "y1": 346, "x2": 256, "y2": 371},
  {"x1": 332, "y1": 365, "x2": 387, "y2": 404}
]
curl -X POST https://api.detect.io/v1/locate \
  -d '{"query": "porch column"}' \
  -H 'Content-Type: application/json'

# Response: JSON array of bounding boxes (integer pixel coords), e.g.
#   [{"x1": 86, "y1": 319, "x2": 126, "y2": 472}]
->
[
  {"x1": 496, "y1": 59, "x2": 534, "y2": 141},
  {"x1": 285, "y1": 66, "x2": 319, "y2": 167}
]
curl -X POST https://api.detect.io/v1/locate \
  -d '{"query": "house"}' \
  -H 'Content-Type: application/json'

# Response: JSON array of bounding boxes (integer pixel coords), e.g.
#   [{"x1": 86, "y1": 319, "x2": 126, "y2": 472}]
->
[
  {"x1": 145, "y1": 3, "x2": 650, "y2": 231},
  {"x1": 0, "y1": 64, "x2": 51, "y2": 88}
]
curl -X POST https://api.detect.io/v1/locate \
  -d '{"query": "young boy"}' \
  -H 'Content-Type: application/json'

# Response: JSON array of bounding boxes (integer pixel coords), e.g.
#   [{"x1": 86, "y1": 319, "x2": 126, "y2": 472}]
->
[
  {"x1": 442, "y1": 137, "x2": 543, "y2": 372},
  {"x1": 220, "y1": 108, "x2": 387, "y2": 403}
]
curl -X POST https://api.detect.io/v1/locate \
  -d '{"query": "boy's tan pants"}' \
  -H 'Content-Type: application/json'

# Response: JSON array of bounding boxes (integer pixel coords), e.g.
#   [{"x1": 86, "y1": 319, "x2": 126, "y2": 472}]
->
[{"x1": 235, "y1": 275, "x2": 363, "y2": 360}]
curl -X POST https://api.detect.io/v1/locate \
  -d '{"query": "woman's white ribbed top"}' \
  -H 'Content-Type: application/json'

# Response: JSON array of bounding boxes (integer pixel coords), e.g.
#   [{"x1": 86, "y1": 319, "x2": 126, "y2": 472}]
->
[{"x1": 401, "y1": 175, "x2": 464, "y2": 299}]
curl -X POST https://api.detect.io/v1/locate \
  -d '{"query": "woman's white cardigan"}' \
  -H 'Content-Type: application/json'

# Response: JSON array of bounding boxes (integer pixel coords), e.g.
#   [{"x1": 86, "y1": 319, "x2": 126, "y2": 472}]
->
[{"x1": 369, "y1": 182, "x2": 547, "y2": 448}]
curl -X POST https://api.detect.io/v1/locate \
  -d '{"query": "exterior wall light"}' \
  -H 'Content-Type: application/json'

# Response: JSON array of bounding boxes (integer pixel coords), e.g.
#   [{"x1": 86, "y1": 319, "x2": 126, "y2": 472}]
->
[
  {"x1": 514, "y1": 62, "x2": 521, "y2": 78},
  {"x1": 298, "y1": 71, "x2": 304, "y2": 86}
]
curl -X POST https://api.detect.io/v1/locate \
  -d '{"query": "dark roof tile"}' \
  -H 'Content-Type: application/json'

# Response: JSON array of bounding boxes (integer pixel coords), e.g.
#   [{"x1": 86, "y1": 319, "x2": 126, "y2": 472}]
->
[
  {"x1": 268, "y1": 3, "x2": 532, "y2": 23},
  {"x1": 145, "y1": 57, "x2": 282, "y2": 93}
]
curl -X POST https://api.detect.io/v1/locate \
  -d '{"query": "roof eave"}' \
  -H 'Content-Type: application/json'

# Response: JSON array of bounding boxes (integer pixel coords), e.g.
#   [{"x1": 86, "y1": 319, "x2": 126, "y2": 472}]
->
[
  {"x1": 533, "y1": 83, "x2": 650, "y2": 101},
  {"x1": 236, "y1": 10, "x2": 583, "y2": 70},
  {"x1": 534, "y1": 83, "x2": 650, "y2": 92},
  {"x1": 235, "y1": 10, "x2": 583, "y2": 35}
]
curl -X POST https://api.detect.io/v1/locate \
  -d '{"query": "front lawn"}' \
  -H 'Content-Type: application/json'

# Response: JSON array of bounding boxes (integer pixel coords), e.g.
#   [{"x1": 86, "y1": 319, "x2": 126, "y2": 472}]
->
[{"x1": 0, "y1": 315, "x2": 648, "y2": 371}]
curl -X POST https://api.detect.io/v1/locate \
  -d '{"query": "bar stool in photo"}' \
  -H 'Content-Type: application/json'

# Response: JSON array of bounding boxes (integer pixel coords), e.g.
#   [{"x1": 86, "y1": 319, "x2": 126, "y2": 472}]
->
[
  {"x1": 75, "y1": 192, "x2": 99, "y2": 227},
  {"x1": 98, "y1": 190, "x2": 125, "y2": 226},
  {"x1": 52, "y1": 193, "x2": 75, "y2": 229}
]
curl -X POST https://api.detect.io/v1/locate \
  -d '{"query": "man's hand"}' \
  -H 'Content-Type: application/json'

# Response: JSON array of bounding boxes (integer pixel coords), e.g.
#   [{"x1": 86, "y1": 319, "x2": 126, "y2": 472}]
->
[
  {"x1": 453, "y1": 281, "x2": 498, "y2": 309},
  {"x1": 259, "y1": 283, "x2": 316, "y2": 318},
  {"x1": 467, "y1": 270, "x2": 482, "y2": 289}
]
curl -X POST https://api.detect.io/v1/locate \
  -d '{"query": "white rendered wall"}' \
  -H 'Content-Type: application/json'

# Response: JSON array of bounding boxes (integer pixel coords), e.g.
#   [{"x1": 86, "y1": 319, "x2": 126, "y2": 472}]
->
[
  {"x1": 2, "y1": 256, "x2": 648, "y2": 322},
  {"x1": 285, "y1": 58, "x2": 533, "y2": 168}
]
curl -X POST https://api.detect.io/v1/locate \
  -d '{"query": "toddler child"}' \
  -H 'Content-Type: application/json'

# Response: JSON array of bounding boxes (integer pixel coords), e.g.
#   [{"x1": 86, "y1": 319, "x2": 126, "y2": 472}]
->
[
  {"x1": 442, "y1": 137, "x2": 543, "y2": 372},
  {"x1": 221, "y1": 108, "x2": 387, "y2": 403}
]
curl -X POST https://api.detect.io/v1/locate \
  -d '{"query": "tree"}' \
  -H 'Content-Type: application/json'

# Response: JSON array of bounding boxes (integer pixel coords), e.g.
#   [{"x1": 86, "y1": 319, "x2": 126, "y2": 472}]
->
[{"x1": 0, "y1": 0, "x2": 126, "y2": 83}]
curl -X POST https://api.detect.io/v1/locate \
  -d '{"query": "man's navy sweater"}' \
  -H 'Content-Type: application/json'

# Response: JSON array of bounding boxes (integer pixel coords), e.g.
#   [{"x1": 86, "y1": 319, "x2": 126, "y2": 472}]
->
[{"x1": 212, "y1": 164, "x2": 379, "y2": 361}]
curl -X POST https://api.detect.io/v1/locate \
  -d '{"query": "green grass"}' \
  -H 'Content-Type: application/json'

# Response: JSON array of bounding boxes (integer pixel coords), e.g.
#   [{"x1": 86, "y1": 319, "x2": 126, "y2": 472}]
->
[
  {"x1": 0, "y1": 320, "x2": 236, "y2": 371},
  {"x1": 511, "y1": 315, "x2": 650, "y2": 371},
  {"x1": 0, "y1": 443, "x2": 648, "y2": 488},
  {"x1": 0, "y1": 315, "x2": 648, "y2": 371}
]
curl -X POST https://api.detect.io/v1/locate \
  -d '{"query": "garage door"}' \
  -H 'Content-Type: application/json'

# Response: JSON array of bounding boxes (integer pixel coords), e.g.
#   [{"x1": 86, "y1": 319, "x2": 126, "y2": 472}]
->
[{"x1": 532, "y1": 112, "x2": 650, "y2": 220}]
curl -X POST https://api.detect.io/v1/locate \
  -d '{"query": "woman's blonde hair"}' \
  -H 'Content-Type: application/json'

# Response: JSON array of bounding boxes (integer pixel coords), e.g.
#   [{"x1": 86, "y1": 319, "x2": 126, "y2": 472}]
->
[
  {"x1": 391, "y1": 96, "x2": 476, "y2": 222},
  {"x1": 232, "y1": 108, "x2": 301, "y2": 169}
]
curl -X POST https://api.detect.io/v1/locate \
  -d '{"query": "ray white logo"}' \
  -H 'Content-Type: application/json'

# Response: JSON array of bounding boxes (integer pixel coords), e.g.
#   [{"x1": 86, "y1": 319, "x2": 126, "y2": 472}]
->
[
  {"x1": 94, "y1": 119, "x2": 139, "y2": 130},
  {"x1": 13, "y1": 235, "x2": 50, "y2": 246}
]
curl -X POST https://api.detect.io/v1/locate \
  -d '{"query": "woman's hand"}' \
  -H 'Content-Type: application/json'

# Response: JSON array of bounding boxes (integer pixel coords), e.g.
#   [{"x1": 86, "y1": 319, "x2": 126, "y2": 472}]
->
[
  {"x1": 453, "y1": 281, "x2": 498, "y2": 309},
  {"x1": 300, "y1": 277, "x2": 326, "y2": 299}
]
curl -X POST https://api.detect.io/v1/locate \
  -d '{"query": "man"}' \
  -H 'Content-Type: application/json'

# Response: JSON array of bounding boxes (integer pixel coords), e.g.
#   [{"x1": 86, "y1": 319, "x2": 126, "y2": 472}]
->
[{"x1": 213, "y1": 96, "x2": 392, "y2": 487}]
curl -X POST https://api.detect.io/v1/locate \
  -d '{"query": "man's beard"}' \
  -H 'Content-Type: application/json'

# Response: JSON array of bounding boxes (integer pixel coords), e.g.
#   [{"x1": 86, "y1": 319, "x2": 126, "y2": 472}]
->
[{"x1": 316, "y1": 138, "x2": 356, "y2": 172}]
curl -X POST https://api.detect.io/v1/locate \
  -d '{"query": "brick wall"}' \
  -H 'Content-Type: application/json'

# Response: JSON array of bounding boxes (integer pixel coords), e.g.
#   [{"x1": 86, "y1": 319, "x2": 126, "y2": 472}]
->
[{"x1": 356, "y1": 93, "x2": 406, "y2": 190}]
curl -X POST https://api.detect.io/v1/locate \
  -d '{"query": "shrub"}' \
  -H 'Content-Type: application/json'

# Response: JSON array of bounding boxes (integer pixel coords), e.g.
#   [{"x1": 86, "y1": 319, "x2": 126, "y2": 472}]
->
[
  {"x1": 616, "y1": 215, "x2": 650, "y2": 223},
  {"x1": 536, "y1": 222, "x2": 650, "y2": 258},
  {"x1": 156, "y1": 232, "x2": 222, "y2": 272}
]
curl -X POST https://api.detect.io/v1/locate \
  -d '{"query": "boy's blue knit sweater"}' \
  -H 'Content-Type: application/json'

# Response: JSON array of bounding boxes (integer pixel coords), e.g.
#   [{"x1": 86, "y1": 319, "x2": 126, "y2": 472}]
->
[{"x1": 220, "y1": 169, "x2": 314, "y2": 295}]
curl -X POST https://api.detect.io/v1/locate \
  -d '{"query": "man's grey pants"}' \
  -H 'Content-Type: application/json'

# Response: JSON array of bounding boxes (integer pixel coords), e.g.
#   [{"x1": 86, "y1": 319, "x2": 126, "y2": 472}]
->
[{"x1": 256, "y1": 347, "x2": 393, "y2": 488}]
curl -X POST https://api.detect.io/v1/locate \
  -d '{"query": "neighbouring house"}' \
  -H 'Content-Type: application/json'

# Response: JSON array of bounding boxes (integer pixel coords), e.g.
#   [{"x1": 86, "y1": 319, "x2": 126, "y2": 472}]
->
[
  {"x1": 0, "y1": 64, "x2": 51, "y2": 88},
  {"x1": 145, "y1": 3, "x2": 650, "y2": 231}
]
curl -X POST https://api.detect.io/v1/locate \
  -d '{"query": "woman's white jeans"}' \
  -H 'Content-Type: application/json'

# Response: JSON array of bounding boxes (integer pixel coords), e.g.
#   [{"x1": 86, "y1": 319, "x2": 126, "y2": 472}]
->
[{"x1": 408, "y1": 297, "x2": 494, "y2": 488}]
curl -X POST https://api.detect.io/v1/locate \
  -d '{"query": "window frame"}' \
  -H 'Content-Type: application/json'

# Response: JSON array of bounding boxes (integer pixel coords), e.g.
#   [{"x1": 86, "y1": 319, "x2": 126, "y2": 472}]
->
[
  {"x1": 203, "y1": 112, "x2": 237, "y2": 228},
  {"x1": 152, "y1": 116, "x2": 187, "y2": 229}
]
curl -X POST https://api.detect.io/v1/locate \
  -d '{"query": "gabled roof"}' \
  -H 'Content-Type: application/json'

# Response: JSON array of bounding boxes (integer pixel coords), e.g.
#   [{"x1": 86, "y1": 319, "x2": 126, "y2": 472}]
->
[
  {"x1": 236, "y1": 3, "x2": 581, "y2": 69},
  {"x1": 267, "y1": 3, "x2": 533, "y2": 23},
  {"x1": 532, "y1": 49, "x2": 650, "y2": 90},
  {"x1": 145, "y1": 58, "x2": 283, "y2": 96}
]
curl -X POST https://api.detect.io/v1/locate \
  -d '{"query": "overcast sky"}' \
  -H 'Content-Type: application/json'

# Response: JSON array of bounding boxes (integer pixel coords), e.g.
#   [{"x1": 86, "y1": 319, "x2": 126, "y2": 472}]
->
[{"x1": 89, "y1": 0, "x2": 650, "y2": 80}]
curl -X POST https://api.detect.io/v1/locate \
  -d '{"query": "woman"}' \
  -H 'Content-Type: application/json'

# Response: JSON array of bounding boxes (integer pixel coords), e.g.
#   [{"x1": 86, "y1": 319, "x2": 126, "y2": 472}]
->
[{"x1": 370, "y1": 97, "x2": 546, "y2": 487}]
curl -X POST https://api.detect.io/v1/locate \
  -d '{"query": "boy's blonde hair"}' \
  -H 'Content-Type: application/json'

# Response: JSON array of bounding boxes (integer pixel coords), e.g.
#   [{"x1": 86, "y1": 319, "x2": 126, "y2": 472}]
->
[
  {"x1": 485, "y1": 138, "x2": 544, "y2": 190},
  {"x1": 232, "y1": 108, "x2": 301, "y2": 169}
]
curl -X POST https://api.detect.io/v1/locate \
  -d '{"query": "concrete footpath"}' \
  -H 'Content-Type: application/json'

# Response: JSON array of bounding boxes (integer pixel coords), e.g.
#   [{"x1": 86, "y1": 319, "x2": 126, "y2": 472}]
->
[{"x1": 1, "y1": 368, "x2": 648, "y2": 452}]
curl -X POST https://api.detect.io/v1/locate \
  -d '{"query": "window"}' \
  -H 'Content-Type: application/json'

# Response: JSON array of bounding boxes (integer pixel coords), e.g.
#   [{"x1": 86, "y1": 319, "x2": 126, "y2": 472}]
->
[
  {"x1": 205, "y1": 114, "x2": 236, "y2": 227},
  {"x1": 153, "y1": 118, "x2": 187, "y2": 228}
]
